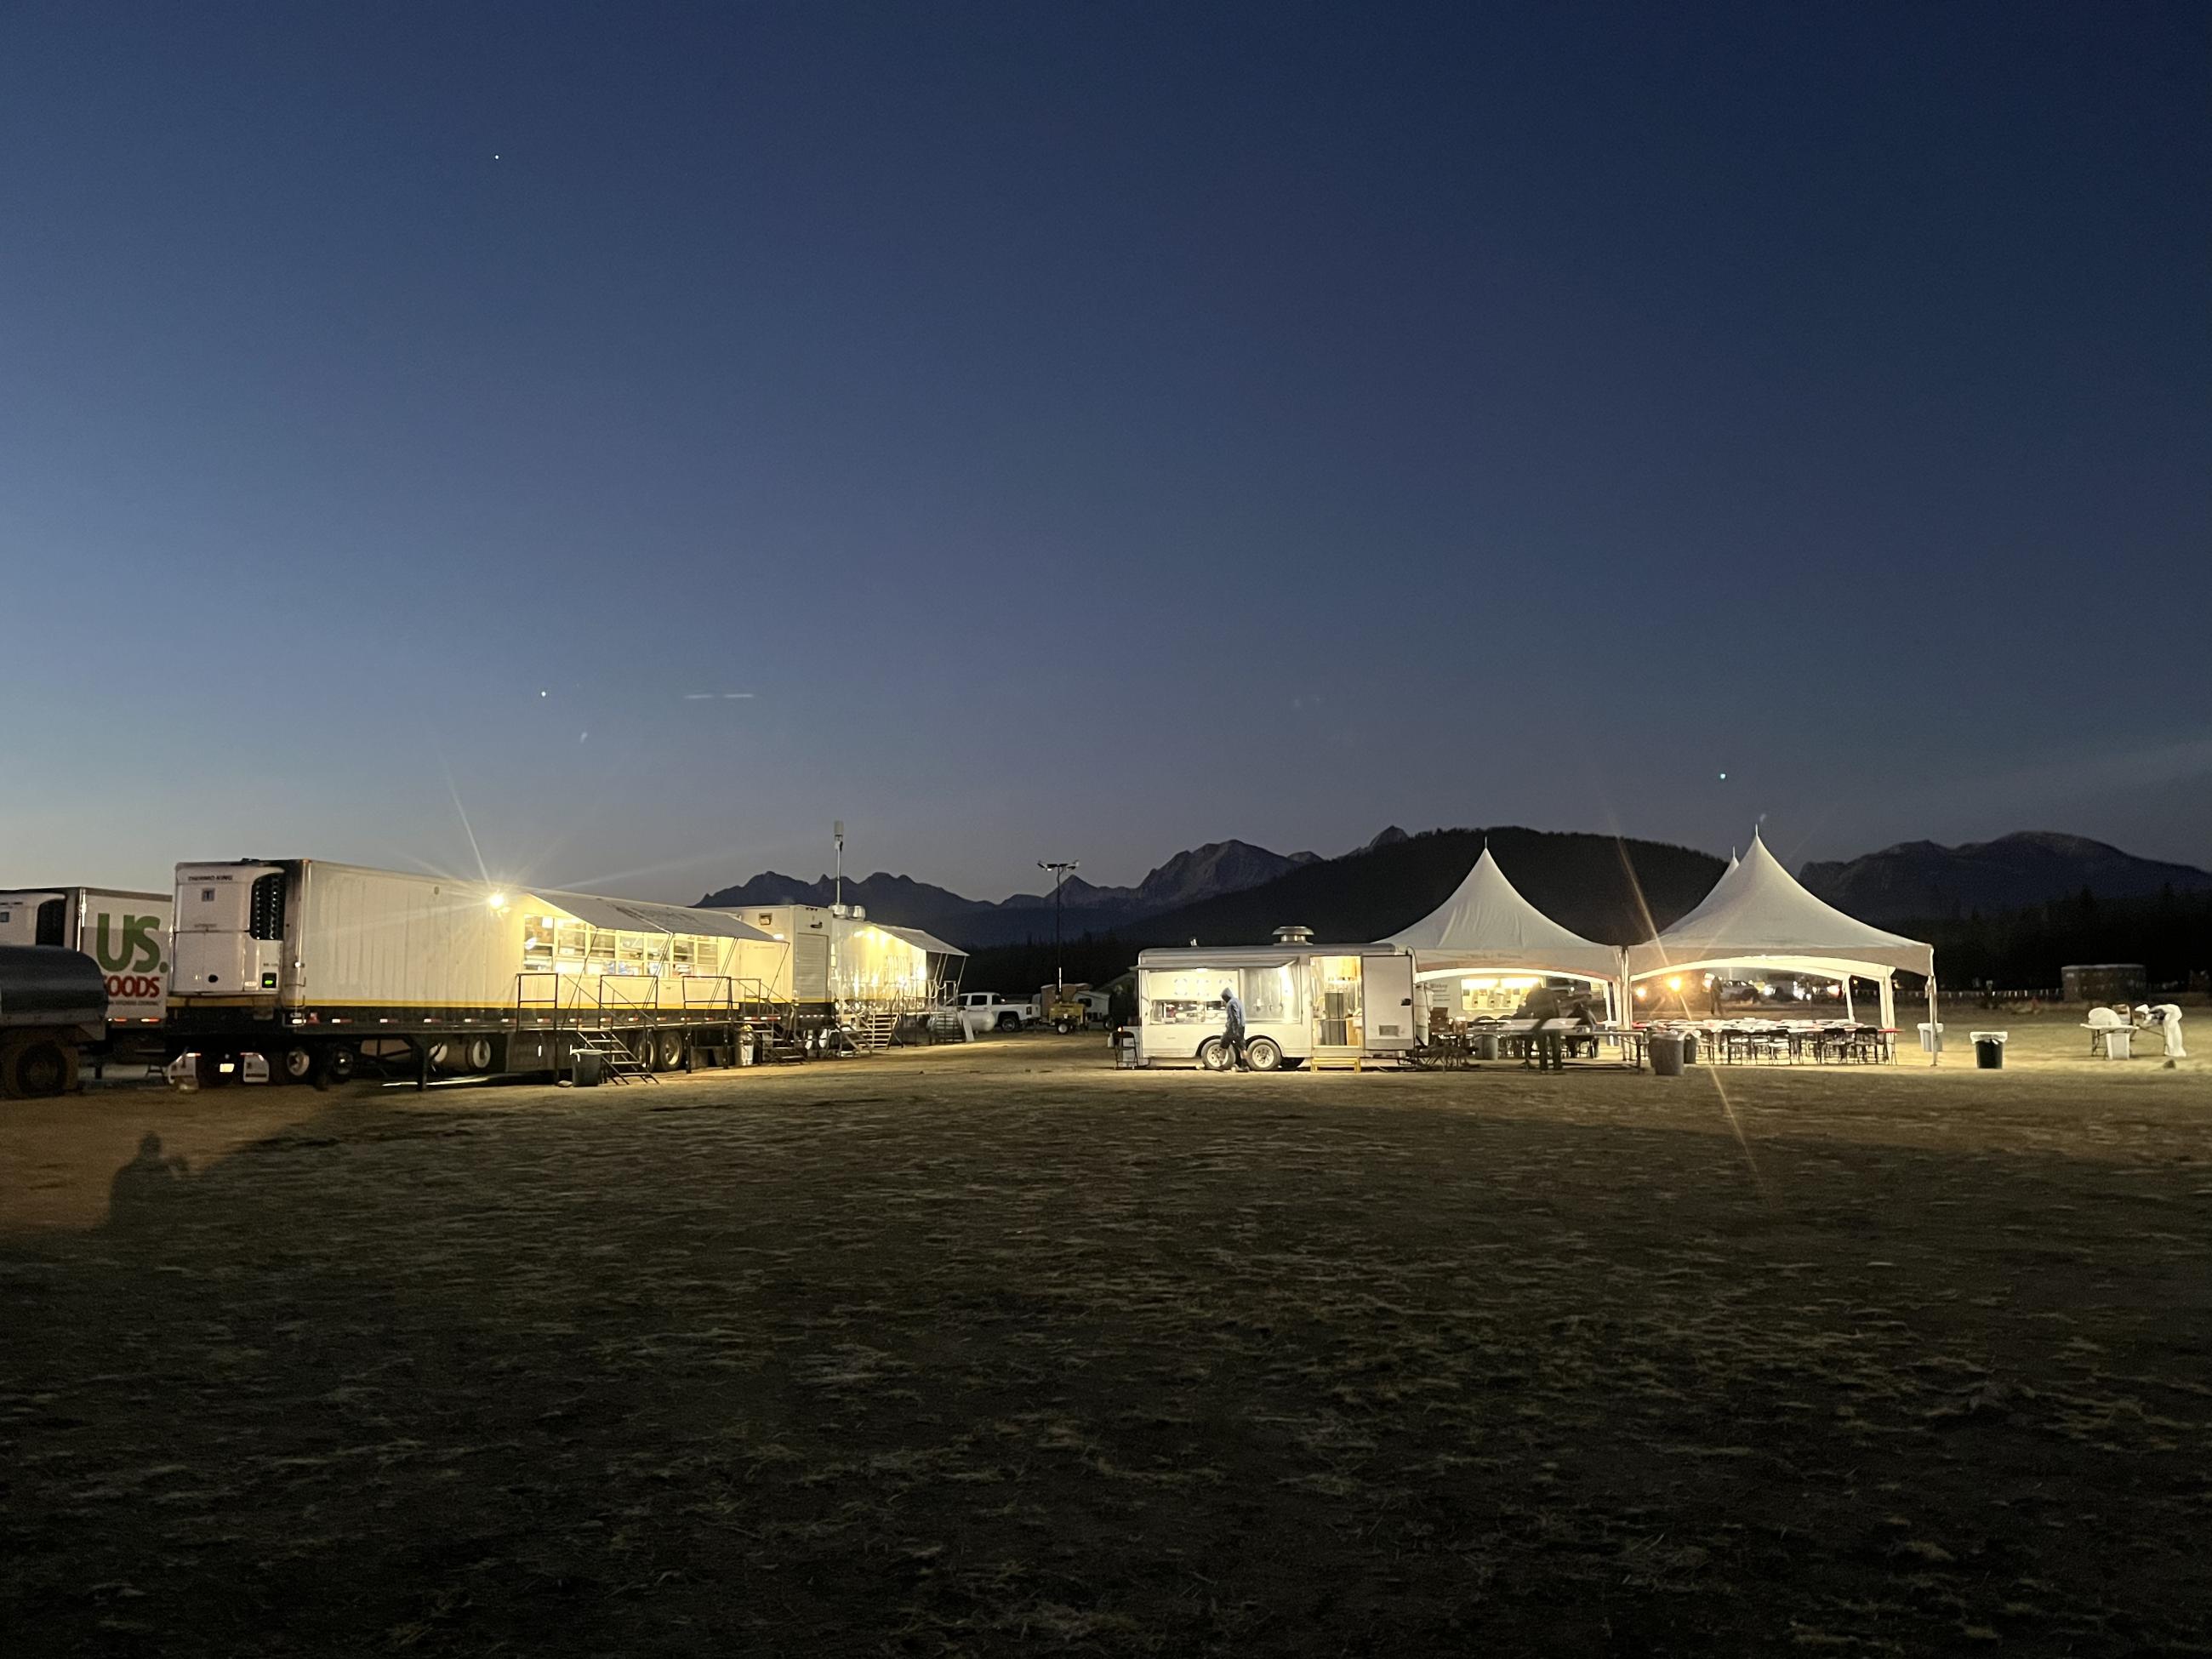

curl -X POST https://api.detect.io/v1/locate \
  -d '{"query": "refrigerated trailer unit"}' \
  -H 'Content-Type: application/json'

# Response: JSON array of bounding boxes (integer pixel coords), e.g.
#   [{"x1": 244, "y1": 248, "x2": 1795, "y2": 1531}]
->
[
  {"x1": 0, "y1": 887, "x2": 172, "y2": 1063},
  {"x1": 167, "y1": 860, "x2": 794, "y2": 1086},
  {"x1": 1134, "y1": 944, "x2": 1418, "y2": 1069}
]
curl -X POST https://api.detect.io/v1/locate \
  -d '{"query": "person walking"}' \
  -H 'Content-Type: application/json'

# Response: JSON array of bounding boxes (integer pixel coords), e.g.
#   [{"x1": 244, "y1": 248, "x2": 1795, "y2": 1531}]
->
[{"x1": 1219, "y1": 984, "x2": 1247, "y2": 1070}]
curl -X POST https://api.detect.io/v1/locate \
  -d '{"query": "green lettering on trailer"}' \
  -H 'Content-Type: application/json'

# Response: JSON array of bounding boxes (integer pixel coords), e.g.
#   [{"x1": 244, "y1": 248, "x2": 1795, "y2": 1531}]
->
[{"x1": 94, "y1": 913, "x2": 164, "y2": 972}]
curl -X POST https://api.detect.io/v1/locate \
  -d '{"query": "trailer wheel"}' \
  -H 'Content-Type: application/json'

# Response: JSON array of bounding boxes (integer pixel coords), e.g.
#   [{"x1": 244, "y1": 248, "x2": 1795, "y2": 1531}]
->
[
  {"x1": 658, "y1": 1030, "x2": 686, "y2": 1070},
  {"x1": 5, "y1": 1040, "x2": 77, "y2": 1097},
  {"x1": 195, "y1": 1051, "x2": 236, "y2": 1090},
  {"x1": 312, "y1": 1045, "x2": 357, "y2": 1090},
  {"x1": 1197, "y1": 1036, "x2": 1233, "y2": 1071},
  {"x1": 462, "y1": 1037, "x2": 494, "y2": 1073},
  {"x1": 281, "y1": 1046, "x2": 315, "y2": 1083},
  {"x1": 1243, "y1": 1036, "x2": 1284, "y2": 1072}
]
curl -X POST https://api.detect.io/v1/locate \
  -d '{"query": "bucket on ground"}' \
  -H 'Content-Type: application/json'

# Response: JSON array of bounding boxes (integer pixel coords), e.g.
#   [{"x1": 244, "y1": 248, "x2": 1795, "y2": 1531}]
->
[
  {"x1": 1918, "y1": 1022, "x2": 1943, "y2": 1054},
  {"x1": 1971, "y1": 1031, "x2": 2007, "y2": 1069},
  {"x1": 1649, "y1": 1034, "x2": 1685, "y2": 1077}
]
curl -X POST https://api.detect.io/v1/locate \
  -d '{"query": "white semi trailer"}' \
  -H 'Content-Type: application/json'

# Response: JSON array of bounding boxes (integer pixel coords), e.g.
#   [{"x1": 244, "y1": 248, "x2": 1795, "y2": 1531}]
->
[
  {"x1": 0, "y1": 887, "x2": 173, "y2": 1063},
  {"x1": 167, "y1": 860, "x2": 794, "y2": 1086}
]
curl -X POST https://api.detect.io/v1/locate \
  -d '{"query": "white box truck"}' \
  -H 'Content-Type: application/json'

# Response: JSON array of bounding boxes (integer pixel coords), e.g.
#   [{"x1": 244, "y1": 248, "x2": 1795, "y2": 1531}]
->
[
  {"x1": 168, "y1": 860, "x2": 792, "y2": 1087},
  {"x1": 0, "y1": 887, "x2": 172, "y2": 1063}
]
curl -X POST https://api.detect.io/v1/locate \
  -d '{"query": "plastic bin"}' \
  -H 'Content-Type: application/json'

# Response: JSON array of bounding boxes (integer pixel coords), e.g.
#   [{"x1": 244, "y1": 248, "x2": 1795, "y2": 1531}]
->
[
  {"x1": 1648, "y1": 1034, "x2": 1685, "y2": 1077},
  {"x1": 1971, "y1": 1031, "x2": 2007, "y2": 1069},
  {"x1": 1473, "y1": 1033, "x2": 1500, "y2": 1061},
  {"x1": 1680, "y1": 1032, "x2": 1699, "y2": 1065},
  {"x1": 2102, "y1": 1027, "x2": 2133, "y2": 1060},
  {"x1": 1917, "y1": 1023, "x2": 1944, "y2": 1054},
  {"x1": 573, "y1": 1051, "x2": 605, "y2": 1087}
]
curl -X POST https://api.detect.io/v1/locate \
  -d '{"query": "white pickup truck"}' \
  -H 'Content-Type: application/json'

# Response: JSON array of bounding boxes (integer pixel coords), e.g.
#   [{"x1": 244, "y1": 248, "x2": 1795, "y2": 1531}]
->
[{"x1": 956, "y1": 991, "x2": 1039, "y2": 1032}]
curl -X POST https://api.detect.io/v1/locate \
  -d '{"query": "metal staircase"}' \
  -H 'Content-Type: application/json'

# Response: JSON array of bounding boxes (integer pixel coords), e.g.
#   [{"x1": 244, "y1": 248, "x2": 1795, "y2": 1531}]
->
[{"x1": 567, "y1": 1025, "x2": 658, "y2": 1085}]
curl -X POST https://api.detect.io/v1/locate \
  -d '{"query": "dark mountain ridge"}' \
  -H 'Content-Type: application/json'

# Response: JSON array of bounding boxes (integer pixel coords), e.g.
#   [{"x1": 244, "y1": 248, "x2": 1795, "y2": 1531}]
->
[
  {"x1": 1125, "y1": 826, "x2": 1723, "y2": 949},
  {"x1": 1799, "y1": 832, "x2": 2212, "y2": 925},
  {"x1": 698, "y1": 839, "x2": 1320, "y2": 947}
]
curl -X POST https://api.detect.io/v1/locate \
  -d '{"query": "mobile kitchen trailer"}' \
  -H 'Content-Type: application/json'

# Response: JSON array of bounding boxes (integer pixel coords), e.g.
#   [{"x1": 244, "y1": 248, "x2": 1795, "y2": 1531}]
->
[
  {"x1": 1134, "y1": 944, "x2": 1418, "y2": 1069},
  {"x1": 168, "y1": 860, "x2": 792, "y2": 1086},
  {"x1": 0, "y1": 886, "x2": 172, "y2": 1063}
]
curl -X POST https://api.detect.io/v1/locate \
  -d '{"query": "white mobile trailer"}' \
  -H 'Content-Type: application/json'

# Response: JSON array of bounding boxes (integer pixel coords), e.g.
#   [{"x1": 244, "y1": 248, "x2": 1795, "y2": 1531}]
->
[
  {"x1": 168, "y1": 860, "x2": 790, "y2": 1085},
  {"x1": 0, "y1": 887, "x2": 173, "y2": 1053},
  {"x1": 1134, "y1": 945, "x2": 1418, "y2": 1070},
  {"x1": 720, "y1": 904, "x2": 966, "y2": 1018}
]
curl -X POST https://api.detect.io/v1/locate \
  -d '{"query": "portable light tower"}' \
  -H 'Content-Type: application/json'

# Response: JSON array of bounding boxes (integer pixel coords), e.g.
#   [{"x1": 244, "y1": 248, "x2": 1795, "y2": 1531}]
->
[{"x1": 1038, "y1": 859, "x2": 1079, "y2": 991}]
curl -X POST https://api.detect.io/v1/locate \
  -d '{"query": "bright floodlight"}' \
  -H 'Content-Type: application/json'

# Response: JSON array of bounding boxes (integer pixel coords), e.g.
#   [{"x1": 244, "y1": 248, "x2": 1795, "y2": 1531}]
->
[{"x1": 488, "y1": 892, "x2": 507, "y2": 908}]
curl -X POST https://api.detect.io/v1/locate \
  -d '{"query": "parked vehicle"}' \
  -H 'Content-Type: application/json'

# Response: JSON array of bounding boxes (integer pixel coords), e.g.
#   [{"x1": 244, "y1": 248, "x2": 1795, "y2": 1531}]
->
[
  {"x1": 0, "y1": 887, "x2": 172, "y2": 1062},
  {"x1": 0, "y1": 945, "x2": 106, "y2": 1097},
  {"x1": 167, "y1": 859, "x2": 792, "y2": 1086},
  {"x1": 958, "y1": 991, "x2": 1038, "y2": 1031},
  {"x1": 1134, "y1": 945, "x2": 1417, "y2": 1069}
]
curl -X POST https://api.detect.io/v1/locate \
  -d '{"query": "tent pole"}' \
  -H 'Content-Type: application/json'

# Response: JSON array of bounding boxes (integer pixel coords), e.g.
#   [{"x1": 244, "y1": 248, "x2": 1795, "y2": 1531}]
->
[
  {"x1": 1843, "y1": 975, "x2": 1856, "y2": 1023},
  {"x1": 1927, "y1": 972, "x2": 1940, "y2": 1068},
  {"x1": 1878, "y1": 975, "x2": 1895, "y2": 1036}
]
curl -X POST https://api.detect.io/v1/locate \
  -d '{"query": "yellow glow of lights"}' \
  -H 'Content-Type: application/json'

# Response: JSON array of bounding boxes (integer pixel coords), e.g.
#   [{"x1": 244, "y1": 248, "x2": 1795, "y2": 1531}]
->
[
  {"x1": 488, "y1": 892, "x2": 508, "y2": 909},
  {"x1": 1666, "y1": 976, "x2": 1682, "y2": 991}
]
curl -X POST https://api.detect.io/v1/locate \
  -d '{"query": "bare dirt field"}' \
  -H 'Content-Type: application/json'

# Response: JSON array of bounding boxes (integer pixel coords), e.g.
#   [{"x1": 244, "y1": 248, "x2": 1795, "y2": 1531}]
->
[{"x1": 3, "y1": 1015, "x2": 2208, "y2": 1656}]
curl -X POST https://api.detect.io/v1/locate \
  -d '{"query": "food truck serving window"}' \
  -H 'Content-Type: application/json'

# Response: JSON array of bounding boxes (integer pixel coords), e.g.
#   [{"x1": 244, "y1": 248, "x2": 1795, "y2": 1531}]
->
[{"x1": 1146, "y1": 962, "x2": 1295, "y2": 1024}]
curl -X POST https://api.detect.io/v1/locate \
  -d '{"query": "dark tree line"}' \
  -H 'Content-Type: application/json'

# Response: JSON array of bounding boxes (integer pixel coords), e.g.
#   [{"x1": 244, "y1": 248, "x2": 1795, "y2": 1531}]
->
[{"x1": 1911, "y1": 887, "x2": 2212, "y2": 989}]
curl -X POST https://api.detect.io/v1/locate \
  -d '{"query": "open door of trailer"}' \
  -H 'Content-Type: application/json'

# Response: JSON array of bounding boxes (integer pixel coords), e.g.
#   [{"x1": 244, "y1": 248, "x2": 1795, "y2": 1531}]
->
[{"x1": 1360, "y1": 951, "x2": 1417, "y2": 1051}]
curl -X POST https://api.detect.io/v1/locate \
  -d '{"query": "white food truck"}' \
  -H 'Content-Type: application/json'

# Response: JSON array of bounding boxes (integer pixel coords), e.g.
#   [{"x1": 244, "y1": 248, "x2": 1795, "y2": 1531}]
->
[
  {"x1": 167, "y1": 860, "x2": 793, "y2": 1086},
  {"x1": 0, "y1": 886, "x2": 173, "y2": 1059},
  {"x1": 1133, "y1": 944, "x2": 1418, "y2": 1069}
]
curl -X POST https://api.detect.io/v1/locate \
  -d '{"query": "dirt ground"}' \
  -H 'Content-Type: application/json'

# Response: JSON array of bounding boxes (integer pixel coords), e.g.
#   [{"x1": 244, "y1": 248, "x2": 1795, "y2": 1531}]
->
[{"x1": 3, "y1": 1013, "x2": 2207, "y2": 1656}]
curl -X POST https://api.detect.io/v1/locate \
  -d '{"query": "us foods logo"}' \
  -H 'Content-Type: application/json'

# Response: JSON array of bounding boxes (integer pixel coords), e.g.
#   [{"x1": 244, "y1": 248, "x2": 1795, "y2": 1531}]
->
[{"x1": 95, "y1": 912, "x2": 166, "y2": 1001}]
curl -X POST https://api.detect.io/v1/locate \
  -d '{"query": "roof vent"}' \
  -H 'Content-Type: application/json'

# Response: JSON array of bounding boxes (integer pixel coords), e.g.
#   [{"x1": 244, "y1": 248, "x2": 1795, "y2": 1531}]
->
[
  {"x1": 1273, "y1": 925, "x2": 1314, "y2": 944},
  {"x1": 850, "y1": 905, "x2": 865, "y2": 921}
]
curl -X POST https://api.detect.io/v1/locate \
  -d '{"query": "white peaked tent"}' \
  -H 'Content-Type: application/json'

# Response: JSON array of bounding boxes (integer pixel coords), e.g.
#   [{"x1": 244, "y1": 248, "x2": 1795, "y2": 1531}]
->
[
  {"x1": 1624, "y1": 831, "x2": 1939, "y2": 1059},
  {"x1": 1380, "y1": 847, "x2": 1627, "y2": 1019}
]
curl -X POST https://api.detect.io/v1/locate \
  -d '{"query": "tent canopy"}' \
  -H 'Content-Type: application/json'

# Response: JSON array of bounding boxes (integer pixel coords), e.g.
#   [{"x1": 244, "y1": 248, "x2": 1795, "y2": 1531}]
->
[
  {"x1": 1623, "y1": 832, "x2": 1933, "y2": 981},
  {"x1": 535, "y1": 889, "x2": 780, "y2": 944},
  {"x1": 1378, "y1": 847, "x2": 1622, "y2": 982},
  {"x1": 876, "y1": 923, "x2": 967, "y2": 958}
]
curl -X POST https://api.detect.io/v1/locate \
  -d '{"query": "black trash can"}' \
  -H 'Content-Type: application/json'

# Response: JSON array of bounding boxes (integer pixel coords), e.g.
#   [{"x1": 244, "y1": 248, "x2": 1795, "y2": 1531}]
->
[
  {"x1": 1473, "y1": 1033, "x2": 1500, "y2": 1061},
  {"x1": 1649, "y1": 1034, "x2": 1685, "y2": 1077},
  {"x1": 573, "y1": 1050, "x2": 605, "y2": 1087},
  {"x1": 1973, "y1": 1033, "x2": 2006, "y2": 1070},
  {"x1": 1681, "y1": 1032, "x2": 1699, "y2": 1065}
]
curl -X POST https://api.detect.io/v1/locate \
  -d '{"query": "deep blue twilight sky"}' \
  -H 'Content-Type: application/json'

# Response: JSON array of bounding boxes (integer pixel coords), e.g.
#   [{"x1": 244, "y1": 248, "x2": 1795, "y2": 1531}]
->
[{"x1": 3, "y1": 2, "x2": 2207, "y2": 901}]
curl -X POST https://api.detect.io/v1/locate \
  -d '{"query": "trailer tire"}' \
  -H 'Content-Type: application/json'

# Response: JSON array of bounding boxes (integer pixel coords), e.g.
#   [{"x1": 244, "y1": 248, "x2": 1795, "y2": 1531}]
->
[
  {"x1": 1244, "y1": 1036, "x2": 1283, "y2": 1072},
  {"x1": 196, "y1": 1051, "x2": 235, "y2": 1090},
  {"x1": 1197, "y1": 1037, "x2": 1233, "y2": 1071},
  {"x1": 281, "y1": 1046, "x2": 315, "y2": 1084},
  {"x1": 5, "y1": 1040, "x2": 77, "y2": 1098},
  {"x1": 658, "y1": 1030, "x2": 686, "y2": 1070},
  {"x1": 313, "y1": 1045, "x2": 357, "y2": 1090},
  {"x1": 462, "y1": 1036, "x2": 494, "y2": 1073}
]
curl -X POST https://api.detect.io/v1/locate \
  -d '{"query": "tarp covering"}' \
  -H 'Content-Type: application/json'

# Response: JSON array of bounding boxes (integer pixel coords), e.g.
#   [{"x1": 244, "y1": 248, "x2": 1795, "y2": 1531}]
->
[
  {"x1": 878, "y1": 924, "x2": 967, "y2": 957},
  {"x1": 535, "y1": 890, "x2": 781, "y2": 943},
  {"x1": 1378, "y1": 847, "x2": 1623, "y2": 981},
  {"x1": 1623, "y1": 832, "x2": 1934, "y2": 981}
]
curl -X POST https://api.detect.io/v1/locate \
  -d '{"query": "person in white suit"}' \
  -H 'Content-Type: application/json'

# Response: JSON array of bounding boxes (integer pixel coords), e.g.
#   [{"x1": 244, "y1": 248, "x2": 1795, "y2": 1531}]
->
[{"x1": 2139, "y1": 1003, "x2": 2186, "y2": 1059}]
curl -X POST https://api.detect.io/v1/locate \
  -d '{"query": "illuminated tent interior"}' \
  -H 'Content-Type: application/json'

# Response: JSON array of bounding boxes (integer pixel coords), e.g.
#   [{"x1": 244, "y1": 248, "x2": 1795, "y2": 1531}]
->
[
  {"x1": 1622, "y1": 831, "x2": 1937, "y2": 1051},
  {"x1": 1378, "y1": 846, "x2": 1628, "y2": 1023}
]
